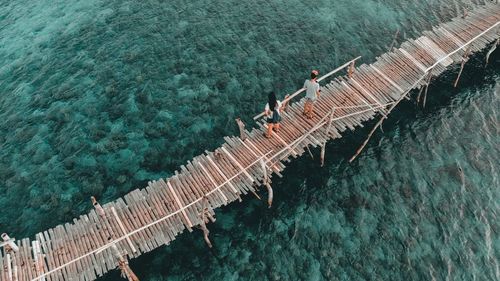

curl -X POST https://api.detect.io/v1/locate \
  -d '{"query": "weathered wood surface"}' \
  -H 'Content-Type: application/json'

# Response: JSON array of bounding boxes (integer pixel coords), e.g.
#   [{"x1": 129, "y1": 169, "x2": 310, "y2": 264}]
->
[{"x1": 1, "y1": 4, "x2": 499, "y2": 281}]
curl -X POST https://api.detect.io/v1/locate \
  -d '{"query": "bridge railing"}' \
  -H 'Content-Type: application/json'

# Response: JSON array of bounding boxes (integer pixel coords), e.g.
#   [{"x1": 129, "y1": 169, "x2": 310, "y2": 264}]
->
[{"x1": 252, "y1": 56, "x2": 362, "y2": 120}]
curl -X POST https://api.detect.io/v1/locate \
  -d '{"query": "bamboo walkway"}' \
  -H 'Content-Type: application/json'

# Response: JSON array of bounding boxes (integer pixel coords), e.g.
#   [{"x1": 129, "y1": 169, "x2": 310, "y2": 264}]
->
[{"x1": 1, "y1": 4, "x2": 499, "y2": 281}]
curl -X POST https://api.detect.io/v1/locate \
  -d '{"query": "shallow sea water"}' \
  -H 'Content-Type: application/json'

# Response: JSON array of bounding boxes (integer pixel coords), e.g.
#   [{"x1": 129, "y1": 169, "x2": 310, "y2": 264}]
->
[{"x1": 0, "y1": 0, "x2": 498, "y2": 280}]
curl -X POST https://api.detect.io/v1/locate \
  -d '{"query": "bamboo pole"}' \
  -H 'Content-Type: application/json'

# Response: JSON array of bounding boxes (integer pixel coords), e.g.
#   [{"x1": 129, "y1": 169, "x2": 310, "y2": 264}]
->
[
  {"x1": 348, "y1": 60, "x2": 356, "y2": 79},
  {"x1": 265, "y1": 183, "x2": 273, "y2": 208},
  {"x1": 32, "y1": 241, "x2": 45, "y2": 281},
  {"x1": 320, "y1": 145, "x2": 326, "y2": 167},
  {"x1": 112, "y1": 244, "x2": 139, "y2": 281},
  {"x1": 1, "y1": 234, "x2": 19, "y2": 253},
  {"x1": 349, "y1": 70, "x2": 431, "y2": 162},
  {"x1": 91, "y1": 196, "x2": 116, "y2": 242},
  {"x1": 110, "y1": 207, "x2": 137, "y2": 254},
  {"x1": 199, "y1": 197, "x2": 212, "y2": 248},
  {"x1": 260, "y1": 159, "x2": 267, "y2": 185},
  {"x1": 6, "y1": 253, "x2": 12, "y2": 281},
  {"x1": 306, "y1": 145, "x2": 314, "y2": 160},
  {"x1": 388, "y1": 28, "x2": 400, "y2": 51},
  {"x1": 486, "y1": 38, "x2": 499, "y2": 66},
  {"x1": 321, "y1": 108, "x2": 336, "y2": 167},
  {"x1": 260, "y1": 159, "x2": 273, "y2": 208},
  {"x1": 91, "y1": 196, "x2": 106, "y2": 218},
  {"x1": 454, "y1": 46, "x2": 472, "y2": 88},
  {"x1": 235, "y1": 118, "x2": 247, "y2": 140}
]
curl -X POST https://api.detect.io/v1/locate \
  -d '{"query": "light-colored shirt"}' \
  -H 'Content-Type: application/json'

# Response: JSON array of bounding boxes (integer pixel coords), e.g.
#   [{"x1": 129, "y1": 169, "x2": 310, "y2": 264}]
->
[
  {"x1": 265, "y1": 100, "x2": 282, "y2": 117},
  {"x1": 304, "y1": 79, "x2": 320, "y2": 101}
]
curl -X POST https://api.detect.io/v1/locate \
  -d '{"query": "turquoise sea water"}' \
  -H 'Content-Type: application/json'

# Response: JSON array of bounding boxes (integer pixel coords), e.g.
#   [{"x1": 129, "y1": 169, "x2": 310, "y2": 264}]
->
[{"x1": 0, "y1": 0, "x2": 498, "y2": 280}]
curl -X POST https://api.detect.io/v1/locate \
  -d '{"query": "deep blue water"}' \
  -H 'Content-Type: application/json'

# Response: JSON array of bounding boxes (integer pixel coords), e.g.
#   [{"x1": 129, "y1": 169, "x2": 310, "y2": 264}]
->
[{"x1": 0, "y1": 0, "x2": 498, "y2": 280}]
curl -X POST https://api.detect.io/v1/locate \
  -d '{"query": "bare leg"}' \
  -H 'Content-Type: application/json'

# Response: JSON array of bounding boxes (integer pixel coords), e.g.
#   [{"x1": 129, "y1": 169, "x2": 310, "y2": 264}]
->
[
  {"x1": 266, "y1": 123, "x2": 273, "y2": 138},
  {"x1": 307, "y1": 103, "x2": 314, "y2": 119}
]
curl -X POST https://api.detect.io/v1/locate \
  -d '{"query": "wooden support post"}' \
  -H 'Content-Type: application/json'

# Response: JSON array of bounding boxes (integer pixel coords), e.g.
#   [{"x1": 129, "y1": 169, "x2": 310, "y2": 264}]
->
[
  {"x1": 306, "y1": 145, "x2": 314, "y2": 160},
  {"x1": 91, "y1": 196, "x2": 106, "y2": 218},
  {"x1": 250, "y1": 185, "x2": 261, "y2": 200},
  {"x1": 454, "y1": 46, "x2": 471, "y2": 88},
  {"x1": 416, "y1": 85, "x2": 424, "y2": 105},
  {"x1": 265, "y1": 183, "x2": 273, "y2": 209},
  {"x1": 260, "y1": 159, "x2": 273, "y2": 208},
  {"x1": 324, "y1": 108, "x2": 336, "y2": 136},
  {"x1": 486, "y1": 38, "x2": 499, "y2": 66},
  {"x1": 388, "y1": 28, "x2": 400, "y2": 51},
  {"x1": 462, "y1": 7, "x2": 468, "y2": 18},
  {"x1": 320, "y1": 144, "x2": 326, "y2": 167},
  {"x1": 423, "y1": 74, "x2": 431, "y2": 108},
  {"x1": 417, "y1": 71, "x2": 432, "y2": 107},
  {"x1": 281, "y1": 94, "x2": 290, "y2": 112},
  {"x1": 260, "y1": 159, "x2": 268, "y2": 185},
  {"x1": 321, "y1": 108, "x2": 335, "y2": 167},
  {"x1": 112, "y1": 244, "x2": 139, "y2": 281},
  {"x1": 350, "y1": 69, "x2": 431, "y2": 162},
  {"x1": 348, "y1": 60, "x2": 356, "y2": 78},
  {"x1": 235, "y1": 118, "x2": 247, "y2": 140},
  {"x1": 199, "y1": 197, "x2": 213, "y2": 248}
]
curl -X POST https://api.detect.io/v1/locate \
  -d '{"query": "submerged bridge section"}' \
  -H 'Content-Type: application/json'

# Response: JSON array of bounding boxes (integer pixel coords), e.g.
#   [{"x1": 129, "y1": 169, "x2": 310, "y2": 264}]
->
[{"x1": 1, "y1": 4, "x2": 499, "y2": 281}]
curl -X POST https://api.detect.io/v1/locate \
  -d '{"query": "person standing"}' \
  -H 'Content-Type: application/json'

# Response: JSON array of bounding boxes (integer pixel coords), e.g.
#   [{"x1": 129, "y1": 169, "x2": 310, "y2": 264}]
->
[
  {"x1": 303, "y1": 70, "x2": 320, "y2": 119},
  {"x1": 264, "y1": 92, "x2": 283, "y2": 138}
]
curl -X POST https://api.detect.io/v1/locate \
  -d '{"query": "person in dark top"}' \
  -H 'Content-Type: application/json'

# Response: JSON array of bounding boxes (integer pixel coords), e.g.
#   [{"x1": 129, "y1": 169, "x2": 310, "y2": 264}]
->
[{"x1": 264, "y1": 91, "x2": 283, "y2": 138}]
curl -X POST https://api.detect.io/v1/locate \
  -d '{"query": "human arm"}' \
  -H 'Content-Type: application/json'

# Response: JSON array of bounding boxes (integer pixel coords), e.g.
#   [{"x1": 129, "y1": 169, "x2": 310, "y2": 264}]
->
[{"x1": 265, "y1": 103, "x2": 271, "y2": 116}]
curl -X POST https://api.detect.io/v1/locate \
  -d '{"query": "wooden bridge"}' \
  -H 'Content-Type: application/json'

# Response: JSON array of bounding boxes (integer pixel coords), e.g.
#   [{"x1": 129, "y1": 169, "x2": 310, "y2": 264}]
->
[{"x1": 1, "y1": 3, "x2": 499, "y2": 281}]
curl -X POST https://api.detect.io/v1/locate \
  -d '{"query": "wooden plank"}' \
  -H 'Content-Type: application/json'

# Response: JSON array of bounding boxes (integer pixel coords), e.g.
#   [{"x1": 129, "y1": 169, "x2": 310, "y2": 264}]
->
[
  {"x1": 221, "y1": 147, "x2": 255, "y2": 183},
  {"x1": 206, "y1": 153, "x2": 243, "y2": 195},
  {"x1": 47, "y1": 229, "x2": 68, "y2": 281},
  {"x1": 36, "y1": 233, "x2": 54, "y2": 281},
  {"x1": 114, "y1": 199, "x2": 150, "y2": 253},
  {"x1": 170, "y1": 174, "x2": 200, "y2": 224},
  {"x1": 196, "y1": 160, "x2": 230, "y2": 204},
  {"x1": 155, "y1": 179, "x2": 187, "y2": 234},
  {"x1": 398, "y1": 47, "x2": 429, "y2": 72},
  {"x1": 240, "y1": 137, "x2": 283, "y2": 177},
  {"x1": 85, "y1": 213, "x2": 111, "y2": 274},
  {"x1": 82, "y1": 214, "x2": 107, "y2": 275},
  {"x1": 144, "y1": 184, "x2": 177, "y2": 244},
  {"x1": 72, "y1": 218, "x2": 99, "y2": 280},
  {"x1": 63, "y1": 225, "x2": 88, "y2": 281},
  {"x1": 185, "y1": 160, "x2": 226, "y2": 207},
  {"x1": 57, "y1": 226, "x2": 78, "y2": 280},
  {"x1": 166, "y1": 180, "x2": 194, "y2": 230},
  {"x1": 211, "y1": 149, "x2": 253, "y2": 193},
  {"x1": 19, "y1": 239, "x2": 29, "y2": 281},
  {"x1": 130, "y1": 190, "x2": 166, "y2": 248}
]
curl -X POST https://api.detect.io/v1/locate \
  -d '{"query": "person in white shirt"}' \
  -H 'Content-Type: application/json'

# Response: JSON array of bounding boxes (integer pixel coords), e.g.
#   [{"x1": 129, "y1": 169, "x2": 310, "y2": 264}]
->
[
  {"x1": 264, "y1": 91, "x2": 283, "y2": 138},
  {"x1": 303, "y1": 70, "x2": 320, "y2": 119}
]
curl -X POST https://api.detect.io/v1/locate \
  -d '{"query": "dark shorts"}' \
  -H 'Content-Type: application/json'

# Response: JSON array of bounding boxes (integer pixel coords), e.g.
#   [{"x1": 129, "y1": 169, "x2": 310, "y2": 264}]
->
[{"x1": 267, "y1": 111, "x2": 281, "y2": 124}]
